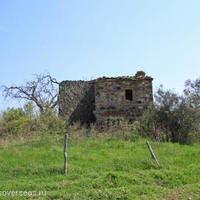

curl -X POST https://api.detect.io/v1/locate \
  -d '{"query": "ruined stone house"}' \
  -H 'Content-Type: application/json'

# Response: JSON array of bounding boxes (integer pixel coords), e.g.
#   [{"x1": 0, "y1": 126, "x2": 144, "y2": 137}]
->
[{"x1": 59, "y1": 71, "x2": 153, "y2": 127}]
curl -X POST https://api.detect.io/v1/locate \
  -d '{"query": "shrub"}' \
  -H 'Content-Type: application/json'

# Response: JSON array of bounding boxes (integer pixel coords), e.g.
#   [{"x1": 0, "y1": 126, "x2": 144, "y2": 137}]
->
[
  {"x1": 0, "y1": 102, "x2": 68, "y2": 136},
  {"x1": 36, "y1": 108, "x2": 68, "y2": 135},
  {"x1": 139, "y1": 86, "x2": 200, "y2": 144},
  {"x1": 0, "y1": 107, "x2": 31, "y2": 135}
]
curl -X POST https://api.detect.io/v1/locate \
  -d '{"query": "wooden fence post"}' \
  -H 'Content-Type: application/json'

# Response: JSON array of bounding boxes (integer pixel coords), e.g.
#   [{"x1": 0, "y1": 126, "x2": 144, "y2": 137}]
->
[
  {"x1": 64, "y1": 134, "x2": 68, "y2": 174},
  {"x1": 146, "y1": 141, "x2": 161, "y2": 168}
]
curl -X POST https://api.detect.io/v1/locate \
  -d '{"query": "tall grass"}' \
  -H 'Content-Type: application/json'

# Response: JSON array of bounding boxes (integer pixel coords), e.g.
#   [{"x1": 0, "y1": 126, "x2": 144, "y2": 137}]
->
[{"x1": 0, "y1": 133, "x2": 199, "y2": 200}]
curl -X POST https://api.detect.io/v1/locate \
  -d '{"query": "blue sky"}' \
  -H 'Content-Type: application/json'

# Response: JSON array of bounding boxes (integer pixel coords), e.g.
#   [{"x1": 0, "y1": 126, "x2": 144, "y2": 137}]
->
[{"x1": 0, "y1": 0, "x2": 200, "y2": 110}]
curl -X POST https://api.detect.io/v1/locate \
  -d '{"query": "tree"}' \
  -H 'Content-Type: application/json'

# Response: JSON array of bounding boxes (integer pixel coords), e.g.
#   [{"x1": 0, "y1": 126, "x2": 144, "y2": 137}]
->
[
  {"x1": 2, "y1": 73, "x2": 59, "y2": 114},
  {"x1": 140, "y1": 85, "x2": 200, "y2": 144},
  {"x1": 184, "y1": 77, "x2": 200, "y2": 108},
  {"x1": 154, "y1": 85, "x2": 180, "y2": 110}
]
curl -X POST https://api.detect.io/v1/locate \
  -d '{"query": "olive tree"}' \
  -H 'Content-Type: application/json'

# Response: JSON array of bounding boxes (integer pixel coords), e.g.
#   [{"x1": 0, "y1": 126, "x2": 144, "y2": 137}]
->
[
  {"x1": 140, "y1": 85, "x2": 200, "y2": 144},
  {"x1": 184, "y1": 77, "x2": 200, "y2": 108}
]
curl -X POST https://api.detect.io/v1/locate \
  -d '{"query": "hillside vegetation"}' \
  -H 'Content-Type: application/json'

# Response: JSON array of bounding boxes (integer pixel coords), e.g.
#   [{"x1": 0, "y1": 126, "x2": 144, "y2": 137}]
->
[
  {"x1": 0, "y1": 134, "x2": 200, "y2": 200},
  {"x1": 0, "y1": 75, "x2": 200, "y2": 199}
]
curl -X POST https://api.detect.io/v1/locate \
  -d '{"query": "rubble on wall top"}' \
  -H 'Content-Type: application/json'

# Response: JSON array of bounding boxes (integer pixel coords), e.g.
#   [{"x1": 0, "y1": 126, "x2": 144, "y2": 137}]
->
[
  {"x1": 59, "y1": 71, "x2": 153, "y2": 84},
  {"x1": 96, "y1": 71, "x2": 153, "y2": 81},
  {"x1": 60, "y1": 80, "x2": 95, "y2": 84}
]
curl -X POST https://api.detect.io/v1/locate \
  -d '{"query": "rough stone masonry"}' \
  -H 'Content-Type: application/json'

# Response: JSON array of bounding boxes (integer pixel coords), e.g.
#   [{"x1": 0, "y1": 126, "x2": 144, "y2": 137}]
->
[{"x1": 59, "y1": 71, "x2": 153, "y2": 128}]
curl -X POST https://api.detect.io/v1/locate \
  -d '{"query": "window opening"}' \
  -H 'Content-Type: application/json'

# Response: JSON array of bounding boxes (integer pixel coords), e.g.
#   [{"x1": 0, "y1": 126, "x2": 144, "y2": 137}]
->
[{"x1": 125, "y1": 89, "x2": 133, "y2": 101}]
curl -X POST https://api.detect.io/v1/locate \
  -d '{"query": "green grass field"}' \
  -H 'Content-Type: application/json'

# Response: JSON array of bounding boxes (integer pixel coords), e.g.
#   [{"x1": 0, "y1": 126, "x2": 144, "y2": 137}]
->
[{"x1": 0, "y1": 135, "x2": 200, "y2": 200}]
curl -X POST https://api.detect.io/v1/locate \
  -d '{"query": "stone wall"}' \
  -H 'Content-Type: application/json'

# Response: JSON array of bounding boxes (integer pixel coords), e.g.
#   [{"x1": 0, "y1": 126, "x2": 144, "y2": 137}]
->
[
  {"x1": 58, "y1": 71, "x2": 153, "y2": 127},
  {"x1": 94, "y1": 75, "x2": 153, "y2": 128},
  {"x1": 59, "y1": 80, "x2": 95, "y2": 123}
]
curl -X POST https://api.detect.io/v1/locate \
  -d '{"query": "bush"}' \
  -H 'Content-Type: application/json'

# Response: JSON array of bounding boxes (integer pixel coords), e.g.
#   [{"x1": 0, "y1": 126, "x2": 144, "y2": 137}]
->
[
  {"x1": 139, "y1": 86, "x2": 200, "y2": 144},
  {"x1": 0, "y1": 107, "x2": 31, "y2": 135},
  {"x1": 0, "y1": 102, "x2": 68, "y2": 136},
  {"x1": 36, "y1": 109, "x2": 68, "y2": 135}
]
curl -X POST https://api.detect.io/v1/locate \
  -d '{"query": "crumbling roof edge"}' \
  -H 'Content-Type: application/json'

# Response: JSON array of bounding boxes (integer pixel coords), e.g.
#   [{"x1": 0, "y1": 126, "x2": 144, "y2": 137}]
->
[
  {"x1": 59, "y1": 71, "x2": 153, "y2": 84},
  {"x1": 96, "y1": 76, "x2": 153, "y2": 81},
  {"x1": 60, "y1": 80, "x2": 95, "y2": 84},
  {"x1": 96, "y1": 71, "x2": 153, "y2": 81}
]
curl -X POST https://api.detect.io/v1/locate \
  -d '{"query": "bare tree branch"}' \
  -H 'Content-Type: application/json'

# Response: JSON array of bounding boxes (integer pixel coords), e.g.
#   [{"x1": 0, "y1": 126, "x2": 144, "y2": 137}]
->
[{"x1": 2, "y1": 73, "x2": 60, "y2": 113}]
